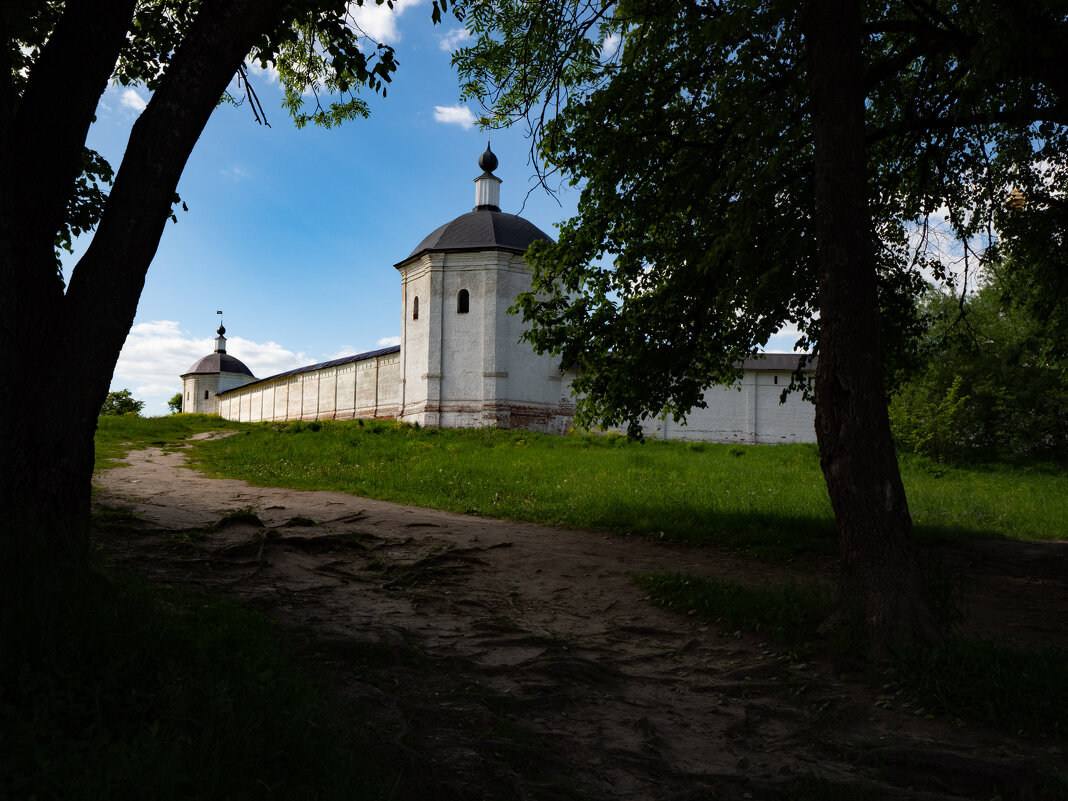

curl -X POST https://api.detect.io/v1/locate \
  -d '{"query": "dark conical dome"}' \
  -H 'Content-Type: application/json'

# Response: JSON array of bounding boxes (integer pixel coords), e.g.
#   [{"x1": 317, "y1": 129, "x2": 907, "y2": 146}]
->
[
  {"x1": 182, "y1": 325, "x2": 254, "y2": 377},
  {"x1": 396, "y1": 144, "x2": 553, "y2": 265},
  {"x1": 183, "y1": 352, "x2": 254, "y2": 377},
  {"x1": 402, "y1": 210, "x2": 552, "y2": 262}
]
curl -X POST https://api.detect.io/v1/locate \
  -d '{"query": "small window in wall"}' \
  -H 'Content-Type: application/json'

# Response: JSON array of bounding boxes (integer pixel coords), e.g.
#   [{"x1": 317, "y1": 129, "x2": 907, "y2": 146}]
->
[
  {"x1": 457, "y1": 288, "x2": 470, "y2": 314},
  {"x1": 204, "y1": 390, "x2": 209, "y2": 400},
  {"x1": 413, "y1": 296, "x2": 419, "y2": 320},
  {"x1": 774, "y1": 375, "x2": 778, "y2": 385}
]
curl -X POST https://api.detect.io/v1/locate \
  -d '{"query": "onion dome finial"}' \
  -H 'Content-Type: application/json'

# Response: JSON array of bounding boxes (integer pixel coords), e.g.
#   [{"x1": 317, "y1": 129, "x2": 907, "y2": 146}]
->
[{"x1": 478, "y1": 141, "x2": 498, "y2": 174}]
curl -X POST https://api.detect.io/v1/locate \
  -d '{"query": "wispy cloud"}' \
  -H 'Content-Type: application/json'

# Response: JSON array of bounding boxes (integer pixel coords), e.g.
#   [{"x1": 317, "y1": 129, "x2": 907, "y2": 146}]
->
[
  {"x1": 438, "y1": 27, "x2": 471, "y2": 51},
  {"x1": 433, "y1": 104, "x2": 476, "y2": 129},
  {"x1": 322, "y1": 346, "x2": 357, "y2": 360},
  {"x1": 219, "y1": 164, "x2": 252, "y2": 181},
  {"x1": 120, "y1": 88, "x2": 147, "y2": 113},
  {"x1": 377, "y1": 335, "x2": 401, "y2": 347}
]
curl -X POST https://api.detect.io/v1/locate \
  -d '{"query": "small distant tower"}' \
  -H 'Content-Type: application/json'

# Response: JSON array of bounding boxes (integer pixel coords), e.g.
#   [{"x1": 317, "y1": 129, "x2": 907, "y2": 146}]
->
[
  {"x1": 393, "y1": 143, "x2": 574, "y2": 432},
  {"x1": 180, "y1": 323, "x2": 256, "y2": 413}
]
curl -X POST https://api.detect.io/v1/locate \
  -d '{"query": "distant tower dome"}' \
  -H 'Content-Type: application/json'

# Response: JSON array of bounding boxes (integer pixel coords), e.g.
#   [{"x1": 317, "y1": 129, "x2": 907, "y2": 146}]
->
[
  {"x1": 182, "y1": 325, "x2": 254, "y2": 377},
  {"x1": 398, "y1": 144, "x2": 553, "y2": 263}
]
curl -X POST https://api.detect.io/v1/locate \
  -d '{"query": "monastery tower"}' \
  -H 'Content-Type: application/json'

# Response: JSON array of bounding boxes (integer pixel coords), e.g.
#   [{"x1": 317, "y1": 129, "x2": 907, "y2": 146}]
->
[
  {"x1": 180, "y1": 324, "x2": 255, "y2": 413},
  {"x1": 393, "y1": 145, "x2": 576, "y2": 432}
]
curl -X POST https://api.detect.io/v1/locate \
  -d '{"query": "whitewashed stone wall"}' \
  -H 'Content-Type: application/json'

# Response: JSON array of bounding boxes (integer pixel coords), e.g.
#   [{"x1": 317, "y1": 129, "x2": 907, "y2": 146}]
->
[
  {"x1": 641, "y1": 370, "x2": 815, "y2": 444},
  {"x1": 182, "y1": 371, "x2": 255, "y2": 414},
  {"x1": 215, "y1": 352, "x2": 400, "y2": 423},
  {"x1": 396, "y1": 249, "x2": 576, "y2": 433}
]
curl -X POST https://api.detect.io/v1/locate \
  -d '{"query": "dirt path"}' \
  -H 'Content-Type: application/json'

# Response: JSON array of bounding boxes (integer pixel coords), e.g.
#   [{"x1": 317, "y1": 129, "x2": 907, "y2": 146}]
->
[{"x1": 93, "y1": 434, "x2": 1067, "y2": 800}]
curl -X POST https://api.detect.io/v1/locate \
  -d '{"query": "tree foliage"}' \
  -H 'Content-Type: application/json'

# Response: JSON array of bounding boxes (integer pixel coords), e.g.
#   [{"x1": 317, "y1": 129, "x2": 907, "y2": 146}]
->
[
  {"x1": 100, "y1": 389, "x2": 145, "y2": 417},
  {"x1": 168, "y1": 392, "x2": 184, "y2": 414},
  {"x1": 452, "y1": 0, "x2": 1068, "y2": 650},
  {"x1": 890, "y1": 271, "x2": 1068, "y2": 462},
  {"x1": 453, "y1": 0, "x2": 1067, "y2": 433},
  {"x1": 1, "y1": 0, "x2": 439, "y2": 657}
]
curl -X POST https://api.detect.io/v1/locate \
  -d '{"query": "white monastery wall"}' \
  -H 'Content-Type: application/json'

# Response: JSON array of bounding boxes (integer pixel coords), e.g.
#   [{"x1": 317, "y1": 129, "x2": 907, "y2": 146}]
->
[
  {"x1": 197, "y1": 147, "x2": 814, "y2": 443},
  {"x1": 641, "y1": 370, "x2": 815, "y2": 444},
  {"x1": 216, "y1": 351, "x2": 399, "y2": 423}
]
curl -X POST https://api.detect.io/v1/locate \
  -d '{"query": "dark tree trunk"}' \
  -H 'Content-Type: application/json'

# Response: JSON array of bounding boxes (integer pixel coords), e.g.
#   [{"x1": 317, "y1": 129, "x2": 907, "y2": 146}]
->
[
  {"x1": 0, "y1": 0, "x2": 288, "y2": 659},
  {"x1": 805, "y1": 0, "x2": 940, "y2": 655}
]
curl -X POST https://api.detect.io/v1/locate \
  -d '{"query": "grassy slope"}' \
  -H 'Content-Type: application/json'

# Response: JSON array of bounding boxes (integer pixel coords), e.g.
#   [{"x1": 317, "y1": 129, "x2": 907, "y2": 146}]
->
[
  {"x1": 87, "y1": 417, "x2": 1067, "y2": 742},
  {"x1": 183, "y1": 420, "x2": 1068, "y2": 559},
  {"x1": 94, "y1": 413, "x2": 249, "y2": 470}
]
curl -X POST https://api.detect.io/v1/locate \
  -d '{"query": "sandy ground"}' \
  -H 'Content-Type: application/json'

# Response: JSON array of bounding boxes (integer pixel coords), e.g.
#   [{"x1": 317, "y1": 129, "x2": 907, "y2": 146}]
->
[{"x1": 92, "y1": 433, "x2": 1067, "y2": 800}]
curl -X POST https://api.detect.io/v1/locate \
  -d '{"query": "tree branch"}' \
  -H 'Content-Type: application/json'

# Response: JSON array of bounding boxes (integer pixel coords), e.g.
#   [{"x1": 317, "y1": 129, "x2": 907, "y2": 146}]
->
[
  {"x1": 13, "y1": 0, "x2": 136, "y2": 271},
  {"x1": 64, "y1": 0, "x2": 289, "y2": 403}
]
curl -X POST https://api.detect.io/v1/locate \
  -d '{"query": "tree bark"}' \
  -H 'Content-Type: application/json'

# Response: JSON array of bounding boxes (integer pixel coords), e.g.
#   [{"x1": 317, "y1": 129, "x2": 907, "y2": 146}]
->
[
  {"x1": 805, "y1": 0, "x2": 940, "y2": 656},
  {"x1": 0, "y1": 0, "x2": 287, "y2": 659}
]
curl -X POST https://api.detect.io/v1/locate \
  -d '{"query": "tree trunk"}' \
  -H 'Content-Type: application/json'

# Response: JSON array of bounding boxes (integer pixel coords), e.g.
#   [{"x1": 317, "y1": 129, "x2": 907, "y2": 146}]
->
[
  {"x1": 805, "y1": 0, "x2": 940, "y2": 656},
  {"x1": 0, "y1": 0, "x2": 288, "y2": 660}
]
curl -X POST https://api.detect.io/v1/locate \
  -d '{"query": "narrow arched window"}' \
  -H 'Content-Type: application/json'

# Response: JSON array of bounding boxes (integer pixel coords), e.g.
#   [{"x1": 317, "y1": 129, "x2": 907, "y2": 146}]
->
[
  {"x1": 204, "y1": 390, "x2": 209, "y2": 400},
  {"x1": 413, "y1": 296, "x2": 419, "y2": 320},
  {"x1": 457, "y1": 288, "x2": 470, "y2": 314}
]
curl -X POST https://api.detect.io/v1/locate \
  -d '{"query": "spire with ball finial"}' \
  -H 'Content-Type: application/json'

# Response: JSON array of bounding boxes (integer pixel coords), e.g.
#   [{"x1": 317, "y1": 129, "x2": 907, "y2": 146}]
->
[
  {"x1": 215, "y1": 311, "x2": 227, "y2": 354},
  {"x1": 474, "y1": 141, "x2": 502, "y2": 212}
]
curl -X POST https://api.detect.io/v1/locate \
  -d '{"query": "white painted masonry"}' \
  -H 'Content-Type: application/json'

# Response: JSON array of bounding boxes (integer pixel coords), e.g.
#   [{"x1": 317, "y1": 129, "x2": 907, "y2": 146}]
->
[{"x1": 184, "y1": 147, "x2": 816, "y2": 443}]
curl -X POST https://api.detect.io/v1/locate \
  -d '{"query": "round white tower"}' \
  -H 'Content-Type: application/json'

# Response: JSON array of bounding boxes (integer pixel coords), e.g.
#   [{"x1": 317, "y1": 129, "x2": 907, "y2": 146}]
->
[{"x1": 180, "y1": 324, "x2": 257, "y2": 414}]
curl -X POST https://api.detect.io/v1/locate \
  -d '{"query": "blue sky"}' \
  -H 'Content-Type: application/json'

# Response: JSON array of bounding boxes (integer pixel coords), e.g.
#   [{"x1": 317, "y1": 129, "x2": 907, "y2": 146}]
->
[{"x1": 64, "y1": 1, "x2": 799, "y2": 415}]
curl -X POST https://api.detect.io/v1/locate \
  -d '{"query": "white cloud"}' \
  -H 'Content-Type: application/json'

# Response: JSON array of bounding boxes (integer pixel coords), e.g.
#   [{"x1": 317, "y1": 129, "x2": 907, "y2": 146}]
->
[
  {"x1": 433, "y1": 104, "x2": 476, "y2": 129},
  {"x1": 119, "y1": 88, "x2": 147, "y2": 113},
  {"x1": 600, "y1": 32, "x2": 621, "y2": 61},
  {"x1": 348, "y1": 0, "x2": 422, "y2": 44},
  {"x1": 111, "y1": 320, "x2": 308, "y2": 415},
  {"x1": 376, "y1": 335, "x2": 401, "y2": 347},
  {"x1": 439, "y1": 28, "x2": 471, "y2": 52},
  {"x1": 120, "y1": 88, "x2": 147, "y2": 113},
  {"x1": 248, "y1": 60, "x2": 280, "y2": 84}
]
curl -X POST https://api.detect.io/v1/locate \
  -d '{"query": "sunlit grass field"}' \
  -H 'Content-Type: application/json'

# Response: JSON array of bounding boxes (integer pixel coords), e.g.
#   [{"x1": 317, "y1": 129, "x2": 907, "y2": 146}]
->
[{"x1": 141, "y1": 418, "x2": 1068, "y2": 559}]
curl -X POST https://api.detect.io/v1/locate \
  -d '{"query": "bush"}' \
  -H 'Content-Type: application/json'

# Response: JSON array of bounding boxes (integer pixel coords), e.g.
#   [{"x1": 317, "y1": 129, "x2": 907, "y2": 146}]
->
[{"x1": 100, "y1": 388, "x2": 144, "y2": 417}]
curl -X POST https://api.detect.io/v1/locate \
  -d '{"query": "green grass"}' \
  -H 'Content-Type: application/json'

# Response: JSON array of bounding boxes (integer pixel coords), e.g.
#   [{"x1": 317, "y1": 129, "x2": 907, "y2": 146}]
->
[
  {"x1": 0, "y1": 571, "x2": 402, "y2": 801},
  {"x1": 881, "y1": 637, "x2": 1068, "y2": 735},
  {"x1": 642, "y1": 571, "x2": 1068, "y2": 736},
  {"x1": 163, "y1": 419, "x2": 1068, "y2": 557},
  {"x1": 94, "y1": 413, "x2": 250, "y2": 470},
  {"x1": 188, "y1": 421, "x2": 837, "y2": 559}
]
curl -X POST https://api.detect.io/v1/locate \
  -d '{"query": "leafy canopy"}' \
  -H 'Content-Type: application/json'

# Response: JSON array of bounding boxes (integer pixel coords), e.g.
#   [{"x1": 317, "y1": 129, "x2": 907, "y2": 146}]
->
[
  {"x1": 890, "y1": 265, "x2": 1068, "y2": 461},
  {"x1": 452, "y1": 0, "x2": 1068, "y2": 434},
  {"x1": 101, "y1": 389, "x2": 145, "y2": 417}
]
